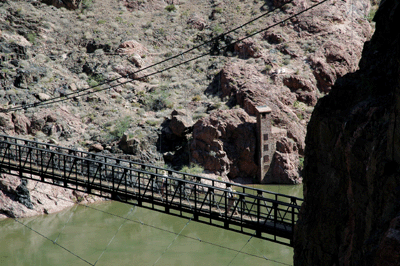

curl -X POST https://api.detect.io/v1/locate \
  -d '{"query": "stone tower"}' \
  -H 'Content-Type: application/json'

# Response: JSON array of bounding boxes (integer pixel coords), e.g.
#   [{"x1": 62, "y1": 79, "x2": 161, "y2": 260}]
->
[{"x1": 255, "y1": 106, "x2": 274, "y2": 183}]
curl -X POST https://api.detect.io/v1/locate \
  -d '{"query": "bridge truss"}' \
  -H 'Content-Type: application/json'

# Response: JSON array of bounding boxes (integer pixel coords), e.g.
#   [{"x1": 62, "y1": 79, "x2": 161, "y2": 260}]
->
[{"x1": 0, "y1": 134, "x2": 302, "y2": 246}]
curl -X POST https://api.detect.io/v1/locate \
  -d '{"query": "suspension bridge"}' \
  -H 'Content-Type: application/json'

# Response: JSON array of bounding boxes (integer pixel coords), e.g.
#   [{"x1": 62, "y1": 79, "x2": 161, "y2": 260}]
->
[{"x1": 0, "y1": 134, "x2": 302, "y2": 246}]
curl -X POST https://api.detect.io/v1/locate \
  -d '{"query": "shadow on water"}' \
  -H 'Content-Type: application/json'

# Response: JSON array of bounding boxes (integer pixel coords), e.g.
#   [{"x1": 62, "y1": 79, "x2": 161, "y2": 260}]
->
[{"x1": 0, "y1": 185, "x2": 301, "y2": 266}]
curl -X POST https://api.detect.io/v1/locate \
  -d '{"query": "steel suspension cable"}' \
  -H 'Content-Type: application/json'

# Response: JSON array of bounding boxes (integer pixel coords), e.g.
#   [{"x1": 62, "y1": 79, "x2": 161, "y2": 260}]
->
[
  {"x1": 152, "y1": 216, "x2": 193, "y2": 266},
  {"x1": 12, "y1": 218, "x2": 94, "y2": 266},
  {"x1": 93, "y1": 206, "x2": 135, "y2": 266},
  {"x1": 53, "y1": 204, "x2": 78, "y2": 243},
  {"x1": 0, "y1": 0, "x2": 318, "y2": 113},
  {"x1": 227, "y1": 233, "x2": 255, "y2": 266}
]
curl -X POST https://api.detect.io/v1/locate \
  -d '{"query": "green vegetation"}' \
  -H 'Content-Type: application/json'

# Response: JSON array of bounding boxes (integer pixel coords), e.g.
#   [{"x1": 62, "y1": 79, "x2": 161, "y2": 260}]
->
[
  {"x1": 297, "y1": 112, "x2": 304, "y2": 120},
  {"x1": 214, "y1": 7, "x2": 223, "y2": 14},
  {"x1": 283, "y1": 57, "x2": 291, "y2": 65},
  {"x1": 97, "y1": 19, "x2": 107, "y2": 25},
  {"x1": 212, "y1": 24, "x2": 224, "y2": 34},
  {"x1": 191, "y1": 95, "x2": 201, "y2": 102},
  {"x1": 109, "y1": 116, "x2": 132, "y2": 139},
  {"x1": 26, "y1": 32, "x2": 36, "y2": 44},
  {"x1": 146, "y1": 119, "x2": 158, "y2": 126},
  {"x1": 263, "y1": 64, "x2": 272, "y2": 73},
  {"x1": 181, "y1": 163, "x2": 204, "y2": 175},
  {"x1": 81, "y1": 0, "x2": 93, "y2": 10},
  {"x1": 165, "y1": 4, "x2": 176, "y2": 12},
  {"x1": 299, "y1": 157, "x2": 304, "y2": 170},
  {"x1": 367, "y1": 5, "x2": 378, "y2": 22},
  {"x1": 144, "y1": 91, "x2": 173, "y2": 111}
]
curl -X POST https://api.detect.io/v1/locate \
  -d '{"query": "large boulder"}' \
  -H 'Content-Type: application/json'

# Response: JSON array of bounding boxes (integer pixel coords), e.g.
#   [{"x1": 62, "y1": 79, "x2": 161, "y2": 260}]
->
[
  {"x1": 169, "y1": 110, "x2": 194, "y2": 138},
  {"x1": 270, "y1": 137, "x2": 301, "y2": 184},
  {"x1": 191, "y1": 109, "x2": 257, "y2": 180},
  {"x1": 119, "y1": 133, "x2": 140, "y2": 155},
  {"x1": 234, "y1": 38, "x2": 262, "y2": 58},
  {"x1": 117, "y1": 40, "x2": 148, "y2": 57},
  {"x1": 12, "y1": 113, "x2": 30, "y2": 134}
]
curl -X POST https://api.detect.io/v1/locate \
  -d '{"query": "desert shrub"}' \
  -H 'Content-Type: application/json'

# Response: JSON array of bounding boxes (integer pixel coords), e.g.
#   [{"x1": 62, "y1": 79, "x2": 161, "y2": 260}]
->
[
  {"x1": 109, "y1": 116, "x2": 132, "y2": 139},
  {"x1": 214, "y1": 7, "x2": 223, "y2": 13},
  {"x1": 82, "y1": 0, "x2": 93, "y2": 9},
  {"x1": 283, "y1": 57, "x2": 291, "y2": 65},
  {"x1": 299, "y1": 157, "x2": 304, "y2": 170},
  {"x1": 212, "y1": 24, "x2": 224, "y2": 34},
  {"x1": 180, "y1": 163, "x2": 204, "y2": 175},
  {"x1": 26, "y1": 32, "x2": 36, "y2": 44},
  {"x1": 146, "y1": 120, "x2": 158, "y2": 126},
  {"x1": 192, "y1": 95, "x2": 201, "y2": 102},
  {"x1": 165, "y1": 4, "x2": 176, "y2": 12},
  {"x1": 144, "y1": 92, "x2": 173, "y2": 111},
  {"x1": 263, "y1": 64, "x2": 272, "y2": 72}
]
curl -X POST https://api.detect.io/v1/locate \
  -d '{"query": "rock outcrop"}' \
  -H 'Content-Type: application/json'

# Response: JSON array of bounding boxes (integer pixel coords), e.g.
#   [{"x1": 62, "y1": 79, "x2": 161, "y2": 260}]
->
[
  {"x1": 294, "y1": 0, "x2": 400, "y2": 264},
  {"x1": 191, "y1": 109, "x2": 258, "y2": 180},
  {"x1": 269, "y1": 136, "x2": 301, "y2": 184},
  {"x1": 0, "y1": 174, "x2": 99, "y2": 219}
]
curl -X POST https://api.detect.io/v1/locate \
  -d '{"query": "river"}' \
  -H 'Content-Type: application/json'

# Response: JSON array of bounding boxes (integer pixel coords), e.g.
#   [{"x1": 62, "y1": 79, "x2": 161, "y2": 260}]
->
[{"x1": 0, "y1": 184, "x2": 302, "y2": 266}]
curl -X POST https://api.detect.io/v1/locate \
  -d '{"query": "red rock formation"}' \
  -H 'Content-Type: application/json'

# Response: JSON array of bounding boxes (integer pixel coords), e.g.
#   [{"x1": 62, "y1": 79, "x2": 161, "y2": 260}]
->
[
  {"x1": 234, "y1": 38, "x2": 262, "y2": 58},
  {"x1": 191, "y1": 109, "x2": 257, "y2": 180}
]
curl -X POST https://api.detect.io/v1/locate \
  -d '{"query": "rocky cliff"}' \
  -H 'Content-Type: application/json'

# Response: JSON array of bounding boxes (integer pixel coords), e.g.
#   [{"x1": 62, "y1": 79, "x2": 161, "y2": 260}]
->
[
  {"x1": 0, "y1": 0, "x2": 375, "y2": 217},
  {"x1": 294, "y1": 0, "x2": 400, "y2": 264}
]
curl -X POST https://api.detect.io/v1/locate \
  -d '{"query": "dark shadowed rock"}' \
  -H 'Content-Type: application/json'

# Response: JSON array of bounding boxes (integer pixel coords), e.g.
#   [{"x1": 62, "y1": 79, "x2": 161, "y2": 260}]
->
[
  {"x1": 119, "y1": 133, "x2": 140, "y2": 155},
  {"x1": 16, "y1": 179, "x2": 33, "y2": 209},
  {"x1": 41, "y1": 0, "x2": 81, "y2": 10},
  {"x1": 294, "y1": 0, "x2": 400, "y2": 264},
  {"x1": 169, "y1": 110, "x2": 194, "y2": 138}
]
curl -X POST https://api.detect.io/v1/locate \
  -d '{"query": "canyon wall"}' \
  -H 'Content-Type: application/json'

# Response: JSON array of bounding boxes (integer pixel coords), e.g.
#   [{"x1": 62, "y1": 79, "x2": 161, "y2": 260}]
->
[{"x1": 294, "y1": 0, "x2": 400, "y2": 265}]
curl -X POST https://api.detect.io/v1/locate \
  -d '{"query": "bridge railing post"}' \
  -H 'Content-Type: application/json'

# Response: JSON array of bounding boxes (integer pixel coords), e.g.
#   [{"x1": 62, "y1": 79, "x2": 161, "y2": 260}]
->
[
  {"x1": 291, "y1": 197, "x2": 296, "y2": 237},
  {"x1": 18, "y1": 144, "x2": 21, "y2": 171},
  {"x1": 194, "y1": 183, "x2": 197, "y2": 219},
  {"x1": 151, "y1": 174, "x2": 155, "y2": 200},
  {"x1": 165, "y1": 176, "x2": 169, "y2": 204},
  {"x1": 256, "y1": 196, "x2": 262, "y2": 238},
  {"x1": 273, "y1": 202, "x2": 278, "y2": 234}
]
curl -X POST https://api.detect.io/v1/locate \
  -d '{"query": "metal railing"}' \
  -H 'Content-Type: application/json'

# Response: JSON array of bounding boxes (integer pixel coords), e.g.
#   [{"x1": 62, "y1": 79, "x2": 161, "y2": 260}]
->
[{"x1": 0, "y1": 134, "x2": 302, "y2": 246}]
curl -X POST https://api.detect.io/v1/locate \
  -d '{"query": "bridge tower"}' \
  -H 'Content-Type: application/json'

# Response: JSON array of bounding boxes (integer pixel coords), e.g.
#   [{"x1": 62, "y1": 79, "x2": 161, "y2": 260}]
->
[{"x1": 256, "y1": 106, "x2": 273, "y2": 183}]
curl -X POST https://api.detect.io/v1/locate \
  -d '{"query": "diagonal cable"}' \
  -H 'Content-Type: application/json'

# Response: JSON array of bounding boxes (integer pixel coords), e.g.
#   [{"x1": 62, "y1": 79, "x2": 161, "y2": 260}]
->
[
  {"x1": 13, "y1": 218, "x2": 94, "y2": 266},
  {"x1": 54, "y1": 204, "x2": 79, "y2": 243},
  {"x1": 227, "y1": 233, "x2": 255, "y2": 266},
  {"x1": 93, "y1": 206, "x2": 135, "y2": 266},
  {"x1": 152, "y1": 216, "x2": 193, "y2": 266}
]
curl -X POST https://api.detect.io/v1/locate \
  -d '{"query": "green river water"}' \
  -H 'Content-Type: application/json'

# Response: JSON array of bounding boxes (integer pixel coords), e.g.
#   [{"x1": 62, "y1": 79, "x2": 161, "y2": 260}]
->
[{"x1": 0, "y1": 184, "x2": 302, "y2": 266}]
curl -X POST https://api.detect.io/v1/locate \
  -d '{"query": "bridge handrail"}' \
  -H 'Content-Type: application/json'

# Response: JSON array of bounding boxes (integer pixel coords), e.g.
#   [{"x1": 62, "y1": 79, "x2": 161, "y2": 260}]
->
[{"x1": 0, "y1": 134, "x2": 303, "y2": 204}]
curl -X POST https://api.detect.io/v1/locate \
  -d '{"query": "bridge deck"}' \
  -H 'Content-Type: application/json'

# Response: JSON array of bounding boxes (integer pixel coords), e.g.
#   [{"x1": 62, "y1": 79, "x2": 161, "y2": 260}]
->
[{"x1": 0, "y1": 134, "x2": 302, "y2": 246}]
